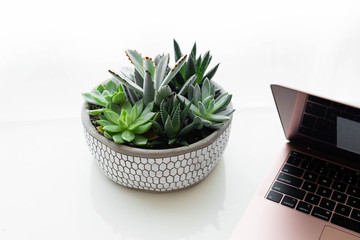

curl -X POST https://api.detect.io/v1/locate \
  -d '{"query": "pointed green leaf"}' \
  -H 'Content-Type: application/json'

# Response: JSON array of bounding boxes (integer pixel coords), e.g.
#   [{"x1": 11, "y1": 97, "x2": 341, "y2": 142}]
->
[
  {"x1": 112, "y1": 133, "x2": 125, "y2": 143},
  {"x1": 193, "y1": 84, "x2": 201, "y2": 104},
  {"x1": 144, "y1": 57, "x2": 155, "y2": 79},
  {"x1": 171, "y1": 104, "x2": 181, "y2": 131},
  {"x1": 88, "y1": 108, "x2": 104, "y2": 115},
  {"x1": 109, "y1": 70, "x2": 144, "y2": 95},
  {"x1": 133, "y1": 135, "x2": 148, "y2": 146},
  {"x1": 128, "y1": 112, "x2": 155, "y2": 130},
  {"x1": 180, "y1": 101, "x2": 191, "y2": 124},
  {"x1": 130, "y1": 103, "x2": 138, "y2": 123},
  {"x1": 198, "y1": 101, "x2": 207, "y2": 115},
  {"x1": 112, "y1": 92, "x2": 125, "y2": 104},
  {"x1": 104, "y1": 109, "x2": 120, "y2": 125},
  {"x1": 105, "y1": 79, "x2": 117, "y2": 93},
  {"x1": 178, "y1": 74, "x2": 196, "y2": 96},
  {"x1": 122, "y1": 130, "x2": 135, "y2": 142},
  {"x1": 204, "y1": 63, "x2": 219, "y2": 81},
  {"x1": 143, "y1": 70, "x2": 155, "y2": 106},
  {"x1": 196, "y1": 51, "x2": 211, "y2": 84},
  {"x1": 159, "y1": 54, "x2": 188, "y2": 89},
  {"x1": 173, "y1": 39, "x2": 183, "y2": 63},
  {"x1": 207, "y1": 99, "x2": 215, "y2": 112},
  {"x1": 104, "y1": 131, "x2": 113, "y2": 139},
  {"x1": 201, "y1": 78, "x2": 211, "y2": 100},
  {"x1": 97, "y1": 120, "x2": 113, "y2": 126},
  {"x1": 185, "y1": 55, "x2": 196, "y2": 80},
  {"x1": 206, "y1": 114, "x2": 230, "y2": 122},
  {"x1": 122, "y1": 101, "x2": 132, "y2": 113},
  {"x1": 103, "y1": 125, "x2": 125, "y2": 132},
  {"x1": 168, "y1": 139, "x2": 177, "y2": 145},
  {"x1": 133, "y1": 122, "x2": 152, "y2": 134},
  {"x1": 134, "y1": 69, "x2": 144, "y2": 88},
  {"x1": 178, "y1": 117, "x2": 200, "y2": 137},
  {"x1": 135, "y1": 100, "x2": 144, "y2": 118},
  {"x1": 154, "y1": 54, "x2": 169, "y2": 90},
  {"x1": 120, "y1": 108, "x2": 130, "y2": 125},
  {"x1": 125, "y1": 50, "x2": 144, "y2": 77},
  {"x1": 164, "y1": 117, "x2": 177, "y2": 139},
  {"x1": 96, "y1": 84, "x2": 105, "y2": 93},
  {"x1": 160, "y1": 100, "x2": 169, "y2": 124},
  {"x1": 190, "y1": 42, "x2": 197, "y2": 60},
  {"x1": 213, "y1": 94, "x2": 232, "y2": 113}
]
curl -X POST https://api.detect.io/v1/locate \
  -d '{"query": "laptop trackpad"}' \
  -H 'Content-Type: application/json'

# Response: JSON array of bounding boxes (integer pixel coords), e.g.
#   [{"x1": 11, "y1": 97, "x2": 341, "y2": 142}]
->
[{"x1": 320, "y1": 226, "x2": 360, "y2": 240}]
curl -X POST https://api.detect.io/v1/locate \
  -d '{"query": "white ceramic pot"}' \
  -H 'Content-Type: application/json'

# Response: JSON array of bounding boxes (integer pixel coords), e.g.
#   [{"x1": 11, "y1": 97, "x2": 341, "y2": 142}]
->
[{"x1": 82, "y1": 85, "x2": 232, "y2": 192}]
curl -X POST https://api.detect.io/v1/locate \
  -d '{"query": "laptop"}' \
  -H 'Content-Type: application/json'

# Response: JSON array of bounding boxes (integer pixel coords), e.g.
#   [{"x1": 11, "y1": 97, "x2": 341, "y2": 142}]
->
[{"x1": 230, "y1": 84, "x2": 360, "y2": 240}]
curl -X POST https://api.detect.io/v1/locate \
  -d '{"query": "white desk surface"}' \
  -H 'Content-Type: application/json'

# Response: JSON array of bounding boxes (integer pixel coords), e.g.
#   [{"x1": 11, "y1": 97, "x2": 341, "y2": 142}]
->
[
  {"x1": 2, "y1": 1, "x2": 360, "y2": 239},
  {"x1": 0, "y1": 106, "x2": 286, "y2": 240}
]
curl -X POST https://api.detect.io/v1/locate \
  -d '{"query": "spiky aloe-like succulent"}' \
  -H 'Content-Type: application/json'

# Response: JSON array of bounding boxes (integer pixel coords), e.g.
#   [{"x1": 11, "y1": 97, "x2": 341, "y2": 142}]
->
[
  {"x1": 97, "y1": 101, "x2": 156, "y2": 146},
  {"x1": 82, "y1": 79, "x2": 126, "y2": 115},
  {"x1": 152, "y1": 97, "x2": 202, "y2": 146},
  {"x1": 173, "y1": 39, "x2": 219, "y2": 86},
  {"x1": 108, "y1": 50, "x2": 189, "y2": 107},
  {"x1": 178, "y1": 78, "x2": 234, "y2": 129}
]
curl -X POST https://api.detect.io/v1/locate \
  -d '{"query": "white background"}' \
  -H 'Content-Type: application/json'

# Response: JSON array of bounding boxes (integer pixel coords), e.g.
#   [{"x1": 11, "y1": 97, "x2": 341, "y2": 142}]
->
[{"x1": 1, "y1": 0, "x2": 360, "y2": 239}]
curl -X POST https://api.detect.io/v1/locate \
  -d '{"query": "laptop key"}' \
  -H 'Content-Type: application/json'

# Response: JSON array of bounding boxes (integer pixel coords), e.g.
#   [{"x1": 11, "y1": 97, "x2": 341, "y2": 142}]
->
[
  {"x1": 291, "y1": 151, "x2": 305, "y2": 159},
  {"x1": 286, "y1": 156, "x2": 302, "y2": 166},
  {"x1": 281, "y1": 196, "x2": 298, "y2": 209},
  {"x1": 303, "y1": 171, "x2": 318, "y2": 182},
  {"x1": 302, "y1": 181, "x2": 317, "y2": 193},
  {"x1": 335, "y1": 204, "x2": 351, "y2": 217},
  {"x1": 300, "y1": 161, "x2": 315, "y2": 171},
  {"x1": 347, "y1": 186, "x2": 360, "y2": 198},
  {"x1": 351, "y1": 209, "x2": 360, "y2": 221},
  {"x1": 329, "y1": 170, "x2": 343, "y2": 180},
  {"x1": 314, "y1": 165, "x2": 329, "y2": 176},
  {"x1": 282, "y1": 164, "x2": 304, "y2": 177},
  {"x1": 347, "y1": 196, "x2": 360, "y2": 209},
  {"x1": 332, "y1": 181, "x2": 347, "y2": 192},
  {"x1": 344, "y1": 174, "x2": 357, "y2": 185},
  {"x1": 312, "y1": 206, "x2": 332, "y2": 221},
  {"x1": 320, "y1": 198, "x2": 336, "y2": 211},
  {"x1": 266, "y1": 190, "x2": 283, "y2": 203},
  {"x1": 331, "y1": 213, "x2": 360, "y2": 234},
  {"x1": 277, "y1": 173, "x2": 303, "y2": 188},
  {"x1": 318, "y1": 176, "x2": 332, "y2": 187},
  {"x1": 296, "y1": 201, "x2": 313, "y2": 214},
  {"x1": 331, "y1": 191, "x2": 347, "y2": 203},
  {"x1": 305, "y1": 193, "x2": 321, "y2": 205},
  {"x1": 272, "y1": 182, "x2": 306, "y2": 200},
  {"x1": 317, "y1": 186, "x2": 332, "y2": 198}
]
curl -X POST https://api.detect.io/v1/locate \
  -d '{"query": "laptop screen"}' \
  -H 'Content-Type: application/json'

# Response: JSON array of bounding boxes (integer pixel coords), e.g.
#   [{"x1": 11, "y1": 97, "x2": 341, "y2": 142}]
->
[{"x1": 271, "y1": 84, "x2": 360, "y2": 164}]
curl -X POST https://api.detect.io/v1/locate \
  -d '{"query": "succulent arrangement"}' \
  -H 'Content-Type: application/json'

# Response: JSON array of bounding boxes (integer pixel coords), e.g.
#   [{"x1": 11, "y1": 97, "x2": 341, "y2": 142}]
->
[{"x1": 83, "y1": 40, "x2": 234, "y2": 148}]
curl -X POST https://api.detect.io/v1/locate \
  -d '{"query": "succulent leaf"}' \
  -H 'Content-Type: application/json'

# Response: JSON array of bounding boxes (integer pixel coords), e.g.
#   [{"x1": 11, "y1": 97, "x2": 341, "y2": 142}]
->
[
  {"x1": 154, "y1": 54, "x2": 169, "y2": 90},
  {"x1": 125, "y1": 50, "x2": 145, "y2": 77},
  {"x1": 133, "y1": 135, "x2": 148, "y2": 146},
  {"x1": 143, "y1": 70, "x2": 155, "y2": 105},
  {"x1": 144, "y1": 57, "x2": 155, "y2": 79},
  {"x1": 103, "y1": 125, "x2": 124, "y2": 133},
  {"x1": 185, "y1": 55, "x2": 196, "y2": 80},
  {"x1": 178, "y1": 74, "x2": 196, "y2": 96},
  {"x1": 109, "y1": 70, "x2": 144, "y2": 94},
  {"x1": 159, "y1": 54, "x2": 188, "y2": 89},
  {"x1": 113, "y1": 133, "x2": 125, "y2": 144},
  {"x1": 104, "y1": 109, "x2": 120, "y2": 125}
]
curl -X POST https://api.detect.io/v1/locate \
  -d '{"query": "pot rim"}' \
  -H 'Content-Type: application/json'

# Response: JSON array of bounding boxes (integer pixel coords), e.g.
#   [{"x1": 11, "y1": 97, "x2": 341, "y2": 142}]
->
[{"x1": 81, "y1": 82, "x2": 233, "y2": 158}]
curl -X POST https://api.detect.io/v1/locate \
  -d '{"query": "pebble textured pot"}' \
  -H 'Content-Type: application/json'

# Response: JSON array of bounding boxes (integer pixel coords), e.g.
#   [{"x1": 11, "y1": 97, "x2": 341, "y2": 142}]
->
[{"x1": 82, "y1": 99, "x2": 232, "y2": 192}]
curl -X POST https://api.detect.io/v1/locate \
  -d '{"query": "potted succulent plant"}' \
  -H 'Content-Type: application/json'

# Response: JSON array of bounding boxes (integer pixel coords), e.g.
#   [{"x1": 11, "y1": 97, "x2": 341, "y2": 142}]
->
[{"x1": 82, "y1": 40, "x2": 234, "y2": 192}]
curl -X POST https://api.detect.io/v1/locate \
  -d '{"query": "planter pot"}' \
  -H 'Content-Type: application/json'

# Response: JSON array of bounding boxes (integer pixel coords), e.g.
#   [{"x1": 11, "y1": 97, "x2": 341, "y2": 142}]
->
[{"x1": 82, "y1": 85, "x2": 232, "y2": 192}]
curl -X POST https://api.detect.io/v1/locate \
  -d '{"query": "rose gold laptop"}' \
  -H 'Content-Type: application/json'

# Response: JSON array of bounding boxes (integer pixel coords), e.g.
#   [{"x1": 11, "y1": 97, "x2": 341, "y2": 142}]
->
[{"x1": 231, "y1": 85, "x2": 360, "y2": 240}]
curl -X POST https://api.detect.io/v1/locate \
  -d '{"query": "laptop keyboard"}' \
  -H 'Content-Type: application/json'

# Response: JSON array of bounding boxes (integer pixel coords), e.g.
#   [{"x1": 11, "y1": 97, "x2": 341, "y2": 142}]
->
[{"x1": 266, "y1": 150, "x2": 360, "y2": 234}]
